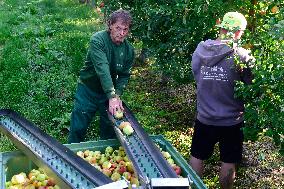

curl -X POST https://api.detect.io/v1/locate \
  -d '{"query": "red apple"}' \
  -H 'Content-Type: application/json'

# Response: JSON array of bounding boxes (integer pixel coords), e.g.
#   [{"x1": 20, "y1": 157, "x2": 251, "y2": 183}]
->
[
  {"x1": 117, "y1": 165, "x2": 127, "y2": 174},
  {"x1": 172, "y1": 165, "x2": 182, "y2": 175}
]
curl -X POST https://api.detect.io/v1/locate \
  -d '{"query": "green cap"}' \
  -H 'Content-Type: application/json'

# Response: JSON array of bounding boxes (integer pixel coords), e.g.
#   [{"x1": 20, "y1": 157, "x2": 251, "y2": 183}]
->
[{"x1": 216, "y1": 12, "x2": 247, "y2": 32}]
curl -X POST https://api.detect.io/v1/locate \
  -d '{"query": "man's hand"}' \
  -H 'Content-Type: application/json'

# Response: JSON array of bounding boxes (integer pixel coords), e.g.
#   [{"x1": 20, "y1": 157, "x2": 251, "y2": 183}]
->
[{"x1": 109, "y1": 96, "x2": 124, "y2": 115}]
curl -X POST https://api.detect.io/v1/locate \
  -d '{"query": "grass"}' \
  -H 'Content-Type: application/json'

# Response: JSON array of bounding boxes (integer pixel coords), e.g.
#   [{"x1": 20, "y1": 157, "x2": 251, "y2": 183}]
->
[
  {"x1": 0, "y1": 0, "x2": 103, "y2": 147},
  {"x1": 0, "y1": 1, "x2": 283, "y2": 188}
]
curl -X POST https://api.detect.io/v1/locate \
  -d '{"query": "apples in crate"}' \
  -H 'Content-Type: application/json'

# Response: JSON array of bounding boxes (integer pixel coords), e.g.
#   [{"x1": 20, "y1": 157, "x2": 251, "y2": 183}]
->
[
  {"x1": 76, "y1": 146, "x2": 139, "y2": 187},
  {"x1": 5, "y1": 168, "x2": 60, "y2": 189}
]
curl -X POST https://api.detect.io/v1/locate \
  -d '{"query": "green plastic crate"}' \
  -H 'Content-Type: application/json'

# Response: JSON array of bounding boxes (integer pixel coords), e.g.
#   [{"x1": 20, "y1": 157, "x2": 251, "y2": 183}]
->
[{"x1": 0, "y1": 135, "x2": 207, "y2": 189}]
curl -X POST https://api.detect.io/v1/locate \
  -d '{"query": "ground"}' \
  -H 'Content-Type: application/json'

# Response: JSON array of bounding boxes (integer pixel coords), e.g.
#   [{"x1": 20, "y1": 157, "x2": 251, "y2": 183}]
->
[{"x1": 126, "y1": 64, "x2": 284, "y2": 189}]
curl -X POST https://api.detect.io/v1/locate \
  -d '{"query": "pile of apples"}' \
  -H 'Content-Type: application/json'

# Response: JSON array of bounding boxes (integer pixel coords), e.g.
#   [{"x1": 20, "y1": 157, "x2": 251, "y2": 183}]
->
[
  {"x1": 76, "y1": 146, "x2": 139, "y2": 187},
  {"x1": 77, "y1": 145, "x2": 183, "y2": 186},
  {"x1": 5, "y1": 168, "x2": 60, "y2": 189}
]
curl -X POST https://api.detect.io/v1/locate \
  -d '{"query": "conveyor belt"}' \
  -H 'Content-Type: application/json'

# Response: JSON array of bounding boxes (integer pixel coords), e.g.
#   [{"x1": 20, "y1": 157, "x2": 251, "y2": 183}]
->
[
  {"x1": 109, "y1": 103, "x2": 180, "y2": 188},
  {"x1": 0, "y1": 109, "x2": 114, "y2": 189},
  {"x1": 1, "y1": 106, "x2": 196, "y2": 189}
]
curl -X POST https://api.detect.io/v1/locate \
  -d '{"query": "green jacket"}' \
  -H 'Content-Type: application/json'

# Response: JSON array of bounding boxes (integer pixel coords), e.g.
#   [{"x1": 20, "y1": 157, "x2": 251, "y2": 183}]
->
[{"x1": 79, "y1": 30, "x2": 135, "y2": 99}]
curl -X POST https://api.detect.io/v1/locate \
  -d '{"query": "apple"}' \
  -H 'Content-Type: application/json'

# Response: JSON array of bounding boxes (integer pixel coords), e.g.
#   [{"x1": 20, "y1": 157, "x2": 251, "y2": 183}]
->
[
  {"x1": 117, "y1": 165, "x2": 127, "y2": 174},
  {"x1": 30, "y1": 169, "x2": 41, "y2": 176},
  {"x1": 172, "y1": 165, "x2": 182, "y2": 175},
  {"x1": 119, "y1": 121, "x2": 131, "y2": 130},
  {"x1": 90, "y1": 157, "x2": 97, "y2": 164},
  {"x1": 102, "y1": 161, "x2": 112, "y2": 169},
  {"x1": 35, "y1": 181, "x2": 43, "y2": 188},
  {"x1": 122, "y1": 171, "x2": 131, "y2": 180},
  {"x1": 84, "y1": 150, "x2": 91, "y2": 157},
  {"x1": 271, "y1": 6, "x2": 279, "y2": 13},
  {"x1": 102, "y1": 168, "x2": 112, "y2": 177},
  {"x1": 105, "y1": 146, "x2": 114, "y2": 154},
  {"x1": 114, "y1": 111, "x2": 124, "y2": 119},
  {"x1": 94, "y1": 151, "x2": 102, "y2": 160},
  {"x1": 123, "y1": 125, "x2": 134, "y2": 136},
  {"x1": 76, "y1": 151, "x2": 84, "y2": 158},
  {"x1": 118, "y1": 160, "x2": 126, "y2": 167},
  {"x1": 126, "y1": 162, "x2": 134, "y2": 173},
  {"x1": 118, "y1": 146, "x2": 124, "y2": 151},
  {"x1": 5, "y1": 181, "x2": 11, "y2": 188},
  {"x1": 112, "y1": 149, "x2": 120, "y2": 157},
  {"x1": 167, "y1": 158, "x2": 175, "y2": 165},
  {"x1": 41, "y1": 179, "x2": 48, "y2": 186},
  {"x1": 130, "y1": 177, "x2": 139, "y2": 186},
  {"x1": 84, "y1": 156, "x2": 92, "y2": 162},
  {"x1": 115, "y1": 155, "x2": 123, "y2": 163},
  {"x1": 36, "y1": 173, "x2": 47, "y2": 182},
  {"x1": 47, "y1": 178, "x2": 56, "y2": 186},
  {"x1": 111, "y1": 172, "x2": 121, "y2": 181},
  {"x1": 99, "y1": 155, "x2": 108, "y2": 165},
  {"x1": 161, "y1": 151, "x2": 171, "y2": 159},
  {"x1": 11, "y1": 173, "x2": 26, "y2": 185},
  {"x1": 118, "y1": 150, "x2": 126, "y2": 157},
  {"x1": 123, "y1": 156, "x2": 129, "y2": 162}
]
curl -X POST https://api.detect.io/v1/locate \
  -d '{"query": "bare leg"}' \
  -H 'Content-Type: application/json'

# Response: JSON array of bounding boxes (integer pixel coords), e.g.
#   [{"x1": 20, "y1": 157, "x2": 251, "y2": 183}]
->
[
  {"x1": 219, "y1": 162, "x2": 236, "y2": 189},
  {"x1": 189, "y1": 156, "x2": 204, "y2": 177}
]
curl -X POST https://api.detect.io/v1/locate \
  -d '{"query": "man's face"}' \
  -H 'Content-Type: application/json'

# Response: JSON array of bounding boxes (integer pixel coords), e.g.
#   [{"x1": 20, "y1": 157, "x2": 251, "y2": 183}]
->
[{"x1": 109, "y1": 19, "x2": 130, "y2": 45}]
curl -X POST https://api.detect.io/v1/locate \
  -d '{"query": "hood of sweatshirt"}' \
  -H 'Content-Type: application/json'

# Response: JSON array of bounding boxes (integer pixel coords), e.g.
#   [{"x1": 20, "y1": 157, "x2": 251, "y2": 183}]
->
[{"x1": 196, "y1": 39, "x2": 233, "y2": 67}]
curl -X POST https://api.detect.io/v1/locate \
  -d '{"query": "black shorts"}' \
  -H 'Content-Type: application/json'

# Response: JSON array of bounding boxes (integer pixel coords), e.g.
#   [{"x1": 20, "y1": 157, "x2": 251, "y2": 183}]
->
[{"x1": 190, "y1": 119, "x2": 244, "y2": 163}]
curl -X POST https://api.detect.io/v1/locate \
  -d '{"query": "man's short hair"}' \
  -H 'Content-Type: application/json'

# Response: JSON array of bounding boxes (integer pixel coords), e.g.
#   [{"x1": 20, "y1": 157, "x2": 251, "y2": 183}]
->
[{"x1": 107, "y1": 9, "x2": 132, "y2": 29}]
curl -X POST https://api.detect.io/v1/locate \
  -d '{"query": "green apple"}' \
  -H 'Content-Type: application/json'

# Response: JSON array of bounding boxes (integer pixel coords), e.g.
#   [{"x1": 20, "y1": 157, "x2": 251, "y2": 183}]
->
[
  {"x1": 114, "y1": 111, "x2": 124, "y2": 119},
  {"x1": 36, "y1": 173, "x2": 47, "y2": 182},
  {"x1": 5, "y1": 181, "x2": 11, "y2": 187},
  {"x1": 76, "y1": 151, "x2": 84, "y2": 158},
  {"x1": 130, "y1": 177, "x2": 140, "y2": 186},
  {"x1": 161, "y1": 151, "x2": 171, "y2": 159},
  {"x1": 122, "y1": 171, "x2": 131, "y2": 180},
  {"x1": 111, "y1": 172, "x2": 121, "y2": 181},
  {"x1": 102, "y1": 161, "x2": 112, "y2": 169},
  {"x1": 54, "y1": 185, "x2": 61, "y2": 189},
  {"x1": 126, "y1": 162, "x2": 134, "y2": 173},
  {"x1": 123, "y1": 125, "x2": 134, "y2": 136},
  {"x1": 115, "y1": 155, "x2": 123, "y2": 163},
  {"x1": 167, "y1": 158, "x2": 175, "y2": 165},
  {"x1": 105, "y1": 146, "x2": 114, "y2": 154},
  {"x1": 11, "y1": 173, "x2": 26, "y2": 185}
]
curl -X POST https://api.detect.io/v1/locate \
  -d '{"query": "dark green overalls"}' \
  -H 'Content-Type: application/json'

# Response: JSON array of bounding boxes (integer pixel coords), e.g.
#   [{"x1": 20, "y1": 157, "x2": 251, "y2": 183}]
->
[
  {"x1": 68, "y1": 83, "x2": 115, "y2": 143},
  {"x1": 68, "y1": 30, "x2": 134, "y2": 143}
]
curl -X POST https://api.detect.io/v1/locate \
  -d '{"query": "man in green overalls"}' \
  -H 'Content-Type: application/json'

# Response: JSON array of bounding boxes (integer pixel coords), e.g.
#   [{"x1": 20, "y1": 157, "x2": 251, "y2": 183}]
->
[{"x1": 68, "y1": 9, "x2": 134, "y2": 143}]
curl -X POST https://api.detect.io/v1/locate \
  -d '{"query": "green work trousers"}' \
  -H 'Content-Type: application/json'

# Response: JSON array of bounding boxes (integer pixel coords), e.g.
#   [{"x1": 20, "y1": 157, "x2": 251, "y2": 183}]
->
[{"x1": 68, "y1": 83, "x2": 116, "y2": 143}]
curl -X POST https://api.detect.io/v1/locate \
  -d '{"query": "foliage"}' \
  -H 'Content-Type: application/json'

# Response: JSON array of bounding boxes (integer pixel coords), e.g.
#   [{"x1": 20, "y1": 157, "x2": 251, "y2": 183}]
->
[
  {"x1": 100, "y1": 0, "x2": 243, "y2": 82},
  {"x1": 0, "y1": 1, "x2": 283, "y2": 188},
  {"x1": 234, "y1": 1, "x2": 284, "y2": 152},
  {"x1": 100, "y1": 0, "x2": 284, "y2": 150}
]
